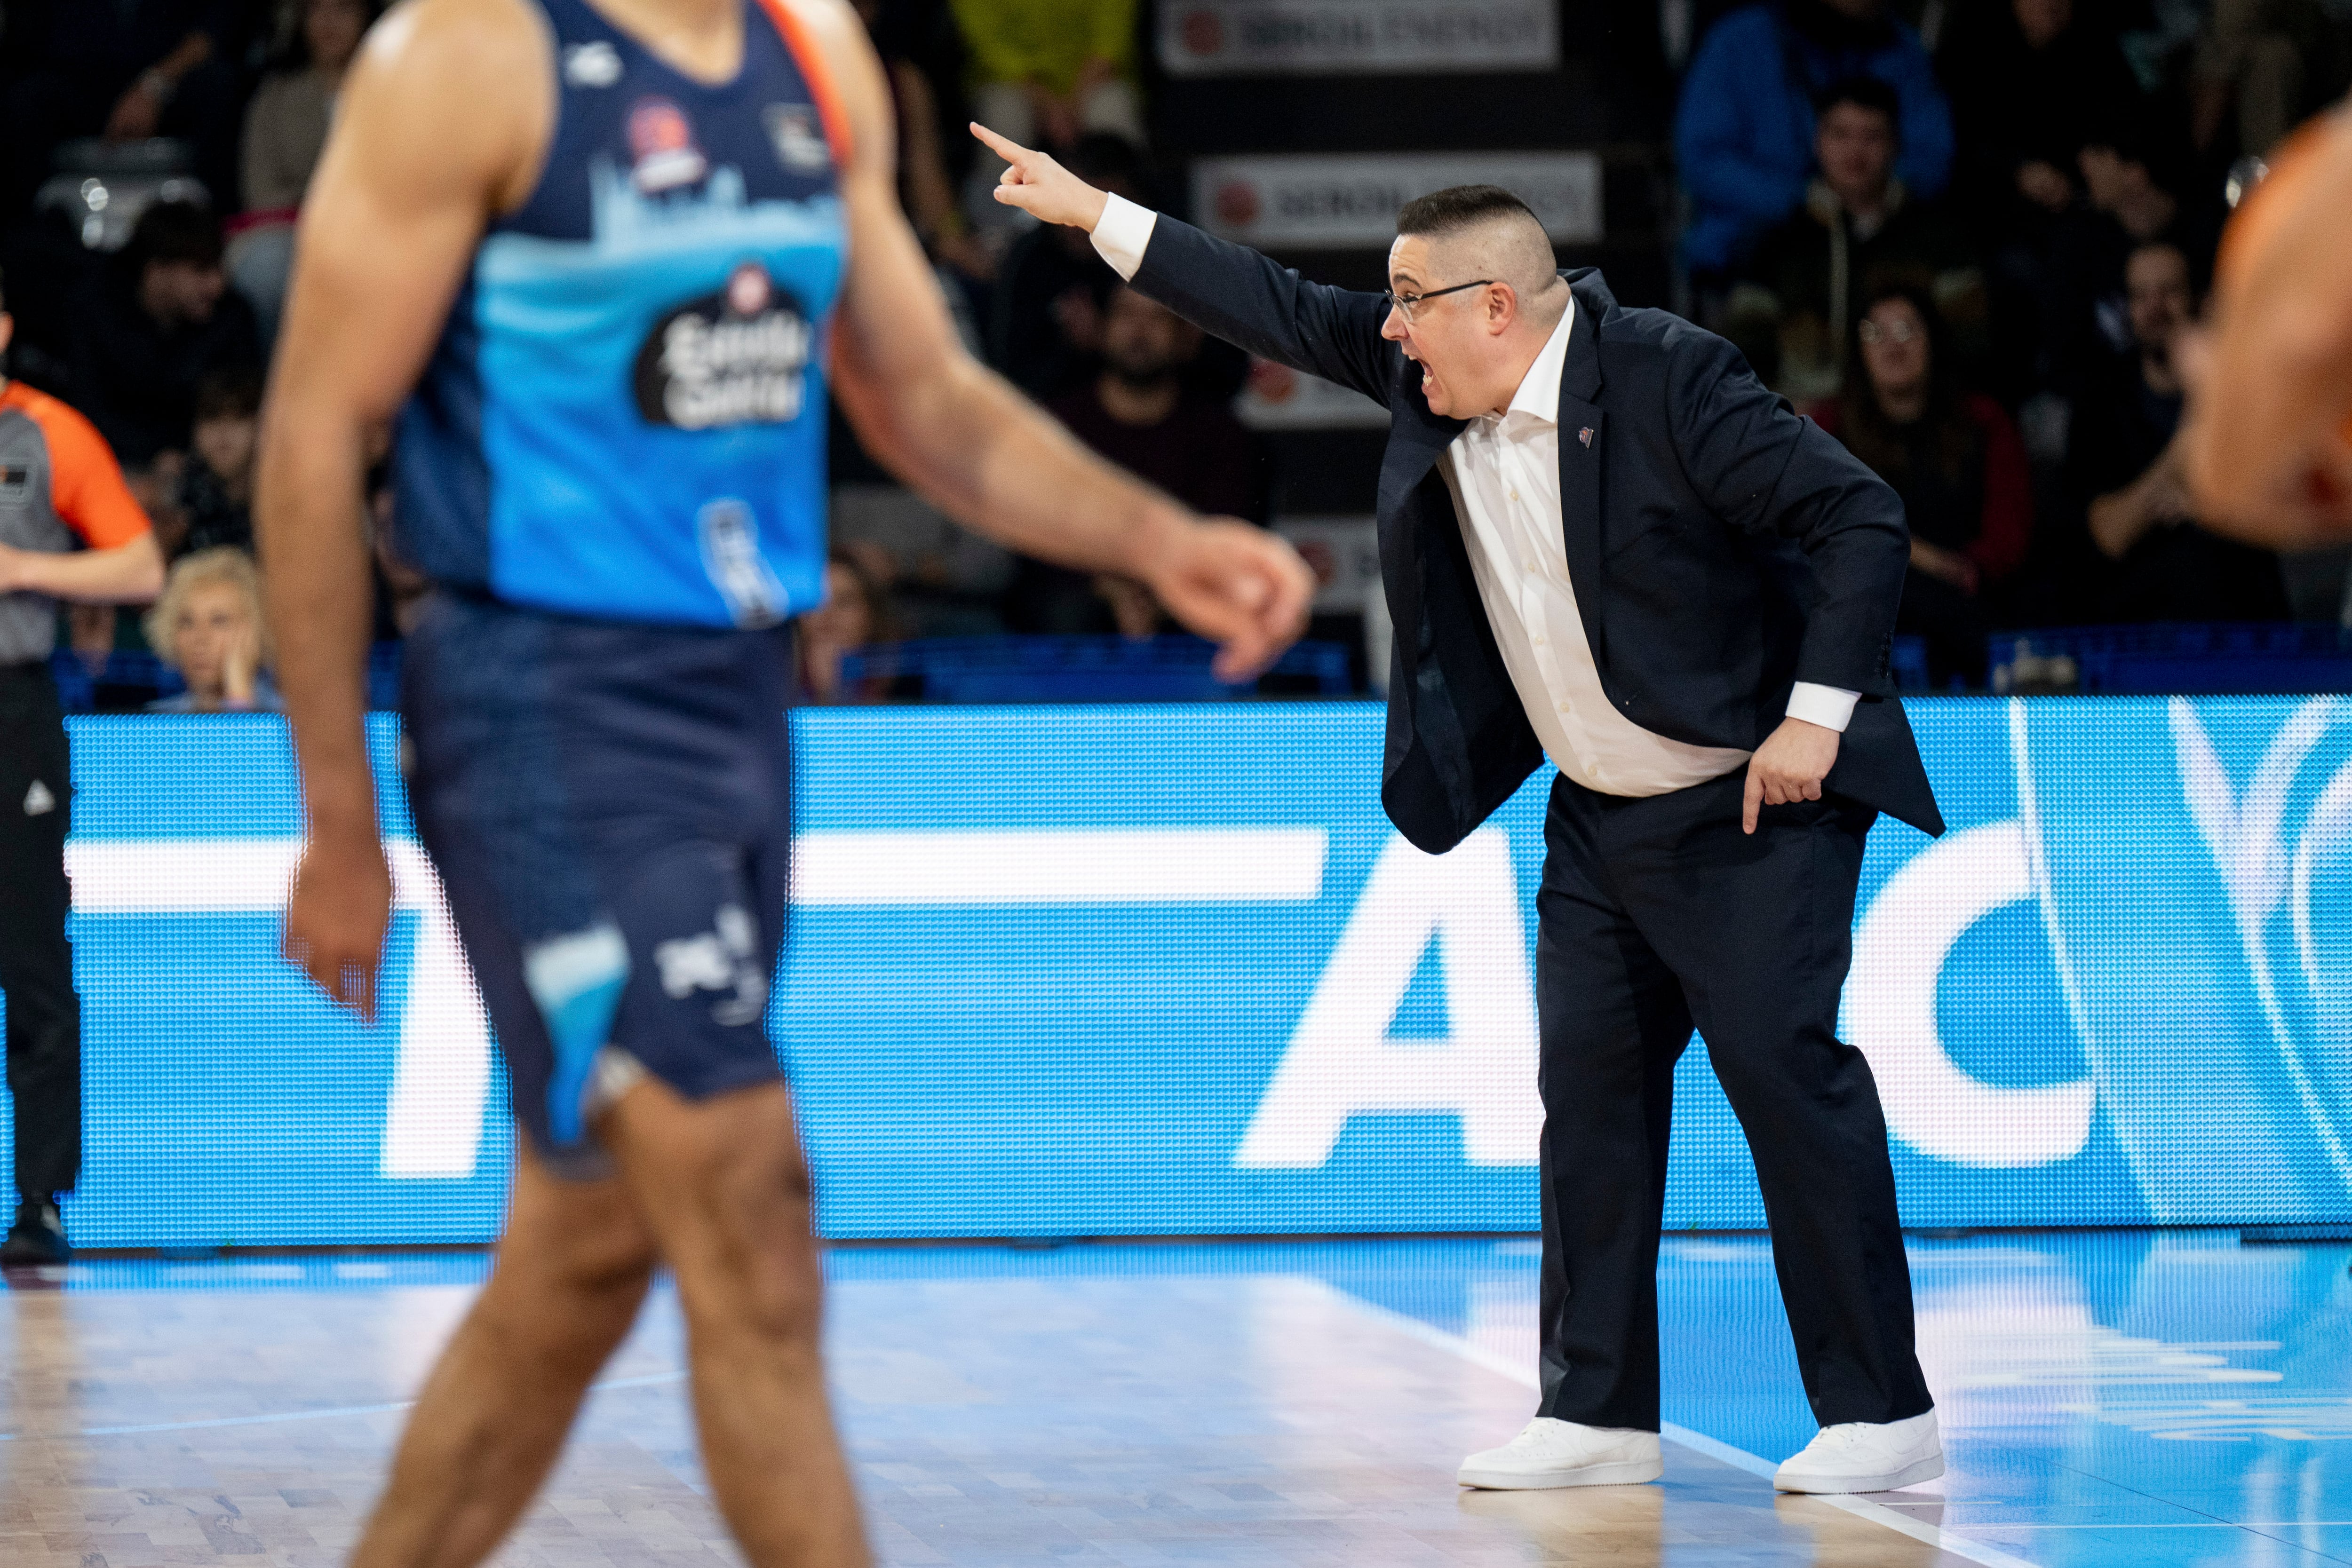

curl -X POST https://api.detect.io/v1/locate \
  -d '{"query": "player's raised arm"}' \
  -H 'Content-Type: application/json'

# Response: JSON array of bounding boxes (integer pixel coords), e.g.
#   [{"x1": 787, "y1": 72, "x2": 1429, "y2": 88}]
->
[
  {"x1": 2182, "y1": 111, "x2": 2352, "y2": 544},
  {"x1": 254, "y1": 0, "x2": 549, "y2": 1017},
  {"x1": 790, "y1": 0, "x2": 1312, "y2": 681}
]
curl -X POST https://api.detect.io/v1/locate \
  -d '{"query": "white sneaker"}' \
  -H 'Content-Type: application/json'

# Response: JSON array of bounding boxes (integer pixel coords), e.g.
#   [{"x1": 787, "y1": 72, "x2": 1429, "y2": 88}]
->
[
  {"x1": 1457, "y1": 1418, "x2": 1664, "y2": 1490},
  {"x1": 1772, "y1": 1409, "x2": 1944, "y2": 1494}
]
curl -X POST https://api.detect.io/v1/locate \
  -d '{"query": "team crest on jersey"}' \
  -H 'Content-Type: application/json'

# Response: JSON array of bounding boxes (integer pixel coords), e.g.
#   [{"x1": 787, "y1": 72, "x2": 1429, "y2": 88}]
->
[
  {"x1": 563, "y1": 41, "x2": 622, "y2": 88},
  {"x1": 0, "y1": 465, "x2": 30, "y2": 508},
  {"x1": 627, "y1": 97, "x2": 707, "y2": 193},
  {"x1": 763, "y1": 104, "x2": 833, "y2": 173},
  {"x1": 633, "y1": 262, "x2": 813, "y2": 430}
]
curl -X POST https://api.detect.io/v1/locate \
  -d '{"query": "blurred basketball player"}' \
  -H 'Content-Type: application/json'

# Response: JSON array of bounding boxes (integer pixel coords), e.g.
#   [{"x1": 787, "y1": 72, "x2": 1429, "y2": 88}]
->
[
  {"x1": 2181, "y1": 106, "x2": 2352, "y2": 545},
  {"x1": 254, "y1": 1, "x2": 1311, "y2": 1563}
]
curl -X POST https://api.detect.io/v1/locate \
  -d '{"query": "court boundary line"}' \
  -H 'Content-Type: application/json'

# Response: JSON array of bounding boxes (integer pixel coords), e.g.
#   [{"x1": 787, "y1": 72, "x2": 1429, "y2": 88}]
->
[{"x1": 1312, "y1": 1282, "x2": 2045, "y2": 1568}]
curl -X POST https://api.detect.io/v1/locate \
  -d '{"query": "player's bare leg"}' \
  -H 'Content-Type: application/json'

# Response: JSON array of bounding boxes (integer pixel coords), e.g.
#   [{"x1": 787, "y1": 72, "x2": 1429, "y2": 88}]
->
[
  {"x1": 348, "y1": 1147, "x2": 658, "y2": 1568},
  {"x1": 604, "y1": 1077, "x2": 871, "y2": 1567}
]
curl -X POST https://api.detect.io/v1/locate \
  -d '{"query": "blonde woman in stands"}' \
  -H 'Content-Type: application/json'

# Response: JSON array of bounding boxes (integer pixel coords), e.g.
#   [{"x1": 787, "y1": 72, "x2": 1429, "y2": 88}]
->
[{"x1": 145, "y1": 546, "x2": 280, "y2": 713}]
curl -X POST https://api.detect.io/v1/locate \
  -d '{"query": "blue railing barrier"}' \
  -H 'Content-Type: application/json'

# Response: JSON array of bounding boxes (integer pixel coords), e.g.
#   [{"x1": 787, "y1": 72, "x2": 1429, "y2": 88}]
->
[
  {"x1": 838, "y1": 635, "x2": 1356, "y2": 703},
  {"x1": 51, "y1": 644, "x2": 405, "y2": 712},
  {"x1": 1890, "y1": 634, "x2": 1932, "y2": 691},
  {"x1": 54, "y1": 626, "x2": 2351, "y2": 714},
  {"x1": 1991, "y1": 622, "x2": 2352, "y2": 696}
]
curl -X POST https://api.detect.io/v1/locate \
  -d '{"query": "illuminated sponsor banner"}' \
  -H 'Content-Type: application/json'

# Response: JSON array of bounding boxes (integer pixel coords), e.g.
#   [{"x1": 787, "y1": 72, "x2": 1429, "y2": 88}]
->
[
  {"x1": 1158, "y1": 0, "x2": 1559, "y2": 77},
  {"x1": 1235, "y1": 357, "x2": 1391, "y2": 430},
  {"x1": 11, "y1": 698, "x2": 2352, "y2": 1246},
  {"x1": 1191, "y1": 151, "x2": 1603, "y2": 248},
  {"x1": 61, "y1": 825, "x2": 1330, "y2": 1184},
  {"x1": 1272, "y1": 516, "x2": 1381, "y2": 612}
]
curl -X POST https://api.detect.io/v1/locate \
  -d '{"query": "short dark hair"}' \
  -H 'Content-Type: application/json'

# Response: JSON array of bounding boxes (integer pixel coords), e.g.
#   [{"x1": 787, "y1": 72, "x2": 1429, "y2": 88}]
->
[
  {"x1": 1817, "y1": 75, "x2": 1900, "y2": 129},
  {"x1": 2082, "y1": 105, "x2": 2193, "y2": 197},
  {"x1": 1396, "y1": 184, "x2": 1542, "y2": 239},
  {"x1": 125, "y1": 199, "x2": 224, "y2": 274},
  {"x1": 1838, "y1": 280, "x2": 1971, "y2": 483},
  {"x1": 194, "y1": 367, "x2": 266, "y2": 425},
  {"x1": 288, "y1": 0, "x2": 386, "y2": 67}
]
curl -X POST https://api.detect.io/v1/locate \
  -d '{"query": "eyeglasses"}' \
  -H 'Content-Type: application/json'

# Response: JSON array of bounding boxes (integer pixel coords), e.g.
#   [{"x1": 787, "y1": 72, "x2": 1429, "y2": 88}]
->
[
  {"x1": 1857, "y1": 318, "x2": 1921, "y2": 346},
  {"x1": 1383, "y1": 279, "x2": 1495, "y2": 324}
]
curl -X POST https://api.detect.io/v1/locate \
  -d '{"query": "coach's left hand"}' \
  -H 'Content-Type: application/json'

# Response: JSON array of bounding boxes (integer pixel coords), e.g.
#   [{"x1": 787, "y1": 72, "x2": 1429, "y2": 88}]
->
[{"x1": 1743, "y1": 717, "x2": 1840, "y2": 835}]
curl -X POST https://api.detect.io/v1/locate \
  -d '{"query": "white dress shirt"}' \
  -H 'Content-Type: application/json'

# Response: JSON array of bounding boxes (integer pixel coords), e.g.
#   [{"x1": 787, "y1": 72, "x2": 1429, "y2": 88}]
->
[{"x1": 1090, "y1": 195, "x2": 1859, "y2": 797}]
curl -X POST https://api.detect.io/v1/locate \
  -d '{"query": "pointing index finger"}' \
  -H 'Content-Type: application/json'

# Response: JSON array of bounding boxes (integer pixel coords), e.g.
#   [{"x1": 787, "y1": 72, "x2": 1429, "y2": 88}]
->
[{"x1": 969, "y1": 122, "x2": 1031, "y2": 163}]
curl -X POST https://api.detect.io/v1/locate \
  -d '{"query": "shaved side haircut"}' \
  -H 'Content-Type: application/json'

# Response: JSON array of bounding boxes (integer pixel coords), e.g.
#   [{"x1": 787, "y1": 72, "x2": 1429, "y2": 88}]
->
[{"x1": 1395, "y1": 184, "x2": 1565, "y2": 311}]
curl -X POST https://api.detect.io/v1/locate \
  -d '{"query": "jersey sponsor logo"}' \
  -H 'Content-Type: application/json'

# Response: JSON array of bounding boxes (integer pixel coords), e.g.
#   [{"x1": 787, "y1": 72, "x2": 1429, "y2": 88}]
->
[
  {"x1": 697, "y1": 498, "x2": 791, "y2": 626},
  {"x1": 626, "y1": 96, "x2": 708, "y2": 193},
  {"x1": 651, "y1": 904, "x2": 769, "y2": 1028},
  {"x1": 563, "y1": 40, "x2": 623, "y2": 87},
  {"x1": 632, "y1": 261, "x2": 813, "y2": 430},
  {"x1": 763, "y1": 104, "x2": 833, "y2": 173},
  {"x1": 0, "y1": 464, "x2": 30, "y2": 508}
]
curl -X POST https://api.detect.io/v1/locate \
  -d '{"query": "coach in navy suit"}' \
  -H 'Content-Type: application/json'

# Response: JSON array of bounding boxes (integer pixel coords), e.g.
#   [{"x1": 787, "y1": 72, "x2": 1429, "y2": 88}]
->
[{"x1": 977, "y1": 127, "x2": 1946, "y2": 1497}]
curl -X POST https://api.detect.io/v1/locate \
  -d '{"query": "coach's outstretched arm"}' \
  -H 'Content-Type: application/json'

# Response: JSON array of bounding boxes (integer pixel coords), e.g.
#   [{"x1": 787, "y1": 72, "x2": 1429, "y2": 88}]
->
[
  {"x1": 817, "y1": 17, "x2": 1312, "y2": 675},
  {"x1": 974, "y1": 124, "x2": 1396, "y2": 403}
]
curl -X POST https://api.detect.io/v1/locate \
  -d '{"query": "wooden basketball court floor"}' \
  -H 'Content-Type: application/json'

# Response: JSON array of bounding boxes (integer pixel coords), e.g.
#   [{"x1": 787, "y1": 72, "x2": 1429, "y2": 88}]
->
[{"x1": 2, "y1": 1233, "x2": 2346, "y2": 1567}]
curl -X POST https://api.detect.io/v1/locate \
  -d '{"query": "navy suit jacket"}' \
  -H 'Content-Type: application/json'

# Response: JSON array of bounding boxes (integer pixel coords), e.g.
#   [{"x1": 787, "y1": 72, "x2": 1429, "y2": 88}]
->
[{"x1": 1128, "y1": 216, "x2": 1946, "y2": 849}]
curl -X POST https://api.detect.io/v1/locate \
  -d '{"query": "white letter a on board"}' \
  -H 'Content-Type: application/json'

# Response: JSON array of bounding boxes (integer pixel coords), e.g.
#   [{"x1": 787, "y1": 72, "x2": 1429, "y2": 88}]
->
[{"x1": 1234, "y1": 828, "x2": 1540, "y2": 1169}]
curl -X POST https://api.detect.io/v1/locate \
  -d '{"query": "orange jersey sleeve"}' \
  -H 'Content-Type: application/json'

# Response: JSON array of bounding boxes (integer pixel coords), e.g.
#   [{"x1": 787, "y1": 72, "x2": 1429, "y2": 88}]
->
[
  {"x1": 7, "y1": 384, "x2": 153, "y2": 549},
  {"x1": 755, "y1": 0, "x2": 855, "y2": 168}
]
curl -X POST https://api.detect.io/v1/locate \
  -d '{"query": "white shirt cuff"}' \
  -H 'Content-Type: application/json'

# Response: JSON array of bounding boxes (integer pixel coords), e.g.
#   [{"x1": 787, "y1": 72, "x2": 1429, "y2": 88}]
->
[
  {"x1": 1786, "y1": 682, "x2": 1860, "y2": 733},
  {"x1": 1090, "y1": 191, "x2": 1158, "y2": 282}
]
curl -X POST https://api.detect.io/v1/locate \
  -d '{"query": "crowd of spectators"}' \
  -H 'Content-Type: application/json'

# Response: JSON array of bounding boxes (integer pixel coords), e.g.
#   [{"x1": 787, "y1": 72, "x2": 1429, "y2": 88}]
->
[
  {"x1": 4, "y1": 0, "x2": 2350, "y2": 708},
  {"x1": 1681, "y1": 0, "x2": 2352, "y2": 682},
  {"x1": 0, "y1": 0, "x2": 1201, "y2": 706}
]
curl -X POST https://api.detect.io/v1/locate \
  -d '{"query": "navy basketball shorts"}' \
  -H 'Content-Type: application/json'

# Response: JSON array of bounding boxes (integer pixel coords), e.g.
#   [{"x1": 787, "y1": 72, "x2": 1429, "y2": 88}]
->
[{"x1": 400, "y1": 592, "x2": 794, "y2": 1177}]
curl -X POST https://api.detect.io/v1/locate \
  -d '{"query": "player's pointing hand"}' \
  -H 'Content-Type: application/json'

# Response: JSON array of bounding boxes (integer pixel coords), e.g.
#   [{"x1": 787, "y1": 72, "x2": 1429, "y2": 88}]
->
[{"x1": 972, "y1": 123, "x2": 1112, "y2": 231}]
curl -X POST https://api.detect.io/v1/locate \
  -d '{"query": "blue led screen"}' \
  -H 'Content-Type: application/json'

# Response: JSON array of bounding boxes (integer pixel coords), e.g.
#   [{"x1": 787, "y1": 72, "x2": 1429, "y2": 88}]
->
[{"x1": 4, "y1": 697, "x2": 2351, "y2": 1247}]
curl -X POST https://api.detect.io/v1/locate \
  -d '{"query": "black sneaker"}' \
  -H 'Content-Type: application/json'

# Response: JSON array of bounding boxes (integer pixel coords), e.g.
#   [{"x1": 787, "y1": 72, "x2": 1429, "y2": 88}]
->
[{"x1": 0, "y1": 1199, "x2": 69, "y2": 1265}]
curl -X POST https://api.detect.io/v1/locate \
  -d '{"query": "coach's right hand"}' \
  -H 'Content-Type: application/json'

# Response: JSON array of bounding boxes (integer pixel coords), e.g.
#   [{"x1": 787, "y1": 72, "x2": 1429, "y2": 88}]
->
[{"x1": 973, "y1": 124, "x2": 1109, "y2": 231}]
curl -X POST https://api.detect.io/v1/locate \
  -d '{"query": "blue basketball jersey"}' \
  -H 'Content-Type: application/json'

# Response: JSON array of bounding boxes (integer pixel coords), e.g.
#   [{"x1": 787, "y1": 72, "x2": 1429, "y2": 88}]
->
[{"x1": 394, "y1": 0, "x2": 848, "y2": 628}]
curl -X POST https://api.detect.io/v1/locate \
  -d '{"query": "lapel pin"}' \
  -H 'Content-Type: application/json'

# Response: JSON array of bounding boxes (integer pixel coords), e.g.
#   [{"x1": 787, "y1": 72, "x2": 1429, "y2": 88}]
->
[{"x1": 1578, "y1": 427, "x2": 1594, "y2": 448}]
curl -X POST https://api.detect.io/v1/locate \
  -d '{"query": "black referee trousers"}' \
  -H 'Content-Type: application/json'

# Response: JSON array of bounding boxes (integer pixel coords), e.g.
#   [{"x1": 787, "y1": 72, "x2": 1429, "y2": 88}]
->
[
  {"x1": 1530, "y1": 766, "x2": 1931, "y2": 1433},
  {"x1": 0, "y1": 663, "x2": 80, "y2": 1200}
]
